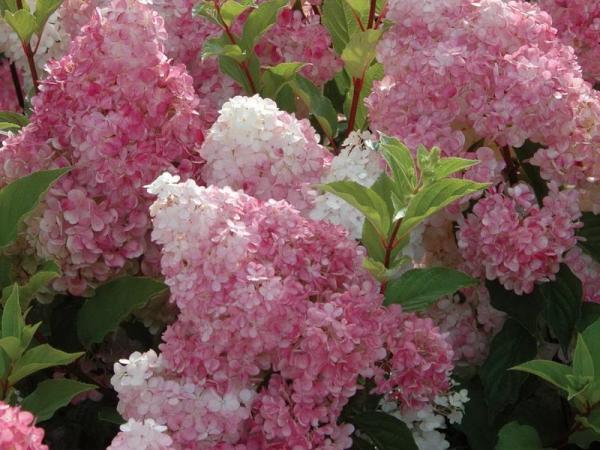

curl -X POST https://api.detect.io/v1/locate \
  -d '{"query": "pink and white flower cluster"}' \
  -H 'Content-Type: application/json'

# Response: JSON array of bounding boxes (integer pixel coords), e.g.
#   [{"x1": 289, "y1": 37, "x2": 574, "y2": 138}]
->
[
  {"x1": 111, "y1": 173, "x2": 454, "y2": 449},
  {"x1": 0, "y1": 0, "x2": 206, "y2": 295},
  {"x1": 367, "y1": 0, "x2": 600, "y2": 188},
  {"x1": 457, "y1": 183, "x2": 581, "y2": 294},
  {"x1": 0, "y1": 401, "x2": 47, "y2": 450},
  {"x1": 539, "y1": 0, "x2": 600, "y2": 84},
  {"x1": 200, "y1": 95, "x2": 330, "y2": 212}
]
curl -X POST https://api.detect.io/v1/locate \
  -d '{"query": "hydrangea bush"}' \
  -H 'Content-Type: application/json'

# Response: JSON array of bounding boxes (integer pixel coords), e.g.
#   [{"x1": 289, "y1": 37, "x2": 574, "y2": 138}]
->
[{"x1": 0, "y1": 0, "x2": 598, "y2": 449}]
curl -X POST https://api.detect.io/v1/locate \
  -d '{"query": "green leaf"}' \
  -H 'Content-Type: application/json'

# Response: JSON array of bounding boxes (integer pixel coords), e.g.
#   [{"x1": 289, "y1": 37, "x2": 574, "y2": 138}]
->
[
  {"x1": 239, "y1": 0, "x2": 287, "y2": 52},
  {"x1": 0, "y1": 111, "x2": 28, "y2": 128},
  {"x1": 378, "y1": 134, "x2": 416, "y2": 205},
  {"x1": 343, "y1": 62, "x2": 383, "y2": 130},
  {"x1": 514, "y1": 140, "x2": 548, "y2": 204},
  {"x1": 318, "y1": 181, "x2": 391, "y2": 236},
  {"x1": 569, "y1": 429, "x2": 600, "y2": 448},
  {"x1": 1, "y1": 284, "x2": 23, "y2": 339},
  {"x1": 3, "y1": 9, "x2": 37, "y2": 42},
  {"x1": 0, "y1": 122, "x2": 21, "y2": 131},
  {"x1": 351, "y1": 412, "x2": 418, "y2": 450},
  {"x1": 486, "y1": 280, "x2": 544, "y2": 335},
  {"x1": 202, "y1": 36, "x2": 246, "y2": 62},
  {"x1": 510, "y1": 360, "x2": 572, "y2": 392},
  {"x1": 322, "y1": 0, "x2": 360, "y2": 55},
  {"x1": 77, "y1": 276, "x2": 168, "y2": 346},
  {"x1": 20, "y1": 322, "x2": 40, "y2": 351},
  {"x1": 573, "y1": 334, "x2": 595, "y2": 378},
  {"x1": 496, "y1": 422, "x2": 543, "y2": 450},
  {"x1": 480, "y1": 319, "x2": 537, "y2": 415},
  {"x1": 344, "y1": 0, "x2": 368, "y2": 23},
  {"x1": 577, "y1": 405, "x2": 600, "y2": 434},
  {"x1": 18, "y1": 261, "x2": 60, "y2": 310},
  {"x1": 33, "y1": 0, "x2": 63, "y2": 34},
  {"x1": 581, "y1": 319, "x2": 600, "y2": 376},
  {"x1": 0, "y1": 335, "x2": 22, "y2": 360},
  {"x1": 430, "y1": 157, "x2": 479, "y2": 180},
  {"x1": 577, "y1": 212, "x2": 600, "y2": 264},
  {"x1": 217, "y1": 53, "x2": 259, "y2": 95},
  {"x1": 220, "y1": 0, "x2": 252, "y2": 26},
  {"x1": 341, "y1": 29, "x2": 382, "y2": 79},
  {"x1": 193, "y1": 2, "x2": 223, "y2": 26},
  {"x1": 398, "y1": 178, "x2": 488, "y2": 238},
  {"x1": 261, "y1": 62, "x2": 306, "y2": 99},
  {"x1": 21, "y1": 378, "x2": 96, "y2": 422},
  {"x1": 8, "y1": 344, "x2": 83, "y2": 384},
  {"x1": 0, "y1": 168, "x2": 70, "y2": 249},
  {"x1": 98, "y1": 407, "x2": 125, "y2": 425},
  {"x1": 539, "y1": 264, "x2": 582, "y2": 353},
  {"x1": 361, "y1": 220, "x2": 385, "y2": 262},
  {"x1": 384, "y1": 267, "x2": 477, "y2": 311},
  {"x1": 0, "y1": 346, "x2": 10, "y2": 380},
  {"x1": 578, "y1": 303, "x2": 600, "y2": 332},
  {"x1": 289, "y1": 75, "x2": 338, "y2": 139}
]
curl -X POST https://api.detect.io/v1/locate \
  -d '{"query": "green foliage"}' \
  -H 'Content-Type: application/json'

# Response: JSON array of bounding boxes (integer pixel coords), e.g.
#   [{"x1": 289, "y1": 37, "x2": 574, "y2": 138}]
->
[
  {"x1": 202, "y1": 36, "x2": 247, "y2": 62},
  {"x1": 0, "y1": 168, "x2": 70, "y2": 249},
  {"x1": 322, "y1": 0, "x2": 360, "y2": 54},
  {"x1": 341, "y1": 29, "x2": 382, "y2": 79},
  {"x1": 288, "y1": 75, "x2": 339, "y2": 140},
  {"x1": 343, "y1": 62, "x2": 383, "y2": 130},
  {"x1": 350, "y1": 412, "x2": 418, "y2": 450},
  {"x1": 2, "y1": 9, "x2": 37, "y2": 42},
  {"x1": 578, "y1": 212, "x2": 600, "y2": 264},
  {"x1": 22, "y1": 378, "x2": 96, "y2": 422},
  {"x1": 33, "y1": 0, "x2": 63, "y2": 34},
  {"x1": 239, "y1": 0, "x2": 287, "y2": 52},
  {"x1": 480, "y1": 320, "x2": 537, "y2": 415},
  {"x1": 77, "y1": 276, "x2": 168, "y2": 346},
  {"x1": 0, "y1": 111, "x2": 28, "y2": 131},
  {"x1": 261, "y1": 62, "x2": 306, "y2": 99},
  {"x1": 496, "y1": 422, "x2": 543, "y2": 450},
  {"x1": 384, "y1": 267, "x2": 477, "y2": 311}
]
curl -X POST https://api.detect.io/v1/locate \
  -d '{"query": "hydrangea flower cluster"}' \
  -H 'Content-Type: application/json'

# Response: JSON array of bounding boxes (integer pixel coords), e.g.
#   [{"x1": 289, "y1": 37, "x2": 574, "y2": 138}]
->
[
  {"x1": 0, "y1": 0, "x2": 206, "y2": 295},
  {"x1": 107, "y1": 418, "x2": 173, "y2": 450},
  {"x1": 539, "y1": 0, "x2": 600, "y2": 84},
  {"x1": 565, "y1": 247, "x2": 600, "y2": 304},
  {"x1": 256, "y1": 8, "x2": 342, "y2": 86},
  {"x1": 110, "y1": 173, "x2": 455, "y2": 448},
  {"x1": 367, "y1": 0, "x2": 600, "y2": 188},
  {"x1": 457, "y1": 183, "x2": 581, "y2": 294},
  {"x1": 381, "y1": 386, "x2": 469, "y2": 450},
  {"x1": 200, "y1": 95, "x2": 330, "y2": 212},
  {"x1": 310, "y1": 131, "x2": 383, "y2": 238},
  {"x1": 0, "y1": 401, "x2": 48, "y2": 450}
]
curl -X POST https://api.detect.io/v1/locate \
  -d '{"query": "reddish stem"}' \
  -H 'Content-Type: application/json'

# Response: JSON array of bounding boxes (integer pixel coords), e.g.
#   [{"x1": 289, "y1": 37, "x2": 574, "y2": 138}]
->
[
  {"x1": 380, "y1": 219, "x2": 402, "y2": 293},
  {"x1": 367, "y1": 0, "x2": 377, "y2": 28},
  {"x1": 9, "y1": 62, "x2": 25, "y2": 111},
  {"x1": 500, "y1": 146, "x2": 519, "y2": 185},
  {"x1": 345, "y1": 76, "x2": 364, "y2": 139},
  {"x1": 15, "y1": 0, "x2": 39, "y2": 94}
]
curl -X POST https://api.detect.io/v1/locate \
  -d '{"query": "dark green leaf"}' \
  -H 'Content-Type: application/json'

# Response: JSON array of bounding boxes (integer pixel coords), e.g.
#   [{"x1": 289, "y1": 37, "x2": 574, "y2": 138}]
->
[
  {"x1": 289, "y1": 75, "x2": 338, "y2": 139},
  {"x1": 514, "y1": 141, "x2": 548, "y2": 204},
  {"x1": 17, "y1": 260, "x2": 60, "y2": 309},
  {"x1": 22, "y1": 378, "x2": 96, "y2": 422},
  {"x1": 351, "y1": 412, "x2": 418, "y2": 450},
  {"x1": 384, "y1": 267, "x2": 477, "y2": 311},
  {"x1": 480, "y1": 319, "x2": 537, "y2": 415},
  {"x1": 569, "y1": 429, "x2": 600, "y2": 448},
  {"x1": 539, "y1": 264, "x2": 582, "y2": 353},
  {"x1": 456, "y1": 377, "x2": 499, "y2": 450},
  {"x1": 0, "y1": 168, "x2": 70, "y2": 249},
  {"x1": 577, "y1": 212, "x2": 600, "y2": 264},
  {"x1": 33, "y1": 0, "x2": 63, "y2": 33},
  {"x1": 573, "y1": 334, "x2": 595, "y2": 378},
  {"x1": 486, "y1": 280, "x2": 544, "y2": 335},
  {"x1": 261, "y1": 62, "x2": 306, "y2": 99},
  {"x1": 202, "y1": 36, "x2": 246, "y2": 62},
  {"x1": 578, "y1": 303, "x2": 600, "y2": 332},
  {"x1": 0, "y1": 111, "x2": 28, "y2": 128},
  {"x1": 77, "y1": 276, "x2": 168, "y2": 346},
  {"x1": 496, "y1": 422, "x2": 543, "y2": 450},
  {"x1": 98, "y1": 407, "x2": 125, "y2": 425},
  {"x1": 581, "y1": 319, "x2": 600, "y2": 376}
]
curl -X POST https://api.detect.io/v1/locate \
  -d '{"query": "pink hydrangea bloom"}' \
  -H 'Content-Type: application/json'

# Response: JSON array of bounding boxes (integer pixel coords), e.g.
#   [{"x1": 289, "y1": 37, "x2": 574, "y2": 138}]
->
[
  {"x1": 0, "y1": 401, "x2": 47, "y2": 450},
  {"x1": 539, "y1": 0, "x2": 600, "y2": 84},
  {"x1": 375, "y1": 307, "x2": 454, "y2": 409},
  {"x1": 0, "y1": 60, "x2": 21, "y2": 112},
  {"x1": 199, "y1": 95, "x2": 331, "y2": 212},
  {"x1": 111, "y1": 174, "x2": 454, "y2": 448},
  {"x1": 0, "y1": 0, "x2": 206, "y2": 295},
  {"x1": 457, "y1": 183, "x2": 581, "y2": 294},
  {"x1": 565, "y1": 246, "x2": 600, "y2": 304},
  {"x1": 367, "y1": 0, "x2": 600, "y2": 187},
  {"x1": 257, "y1": 8, "x2": 342, "y2": 86}
]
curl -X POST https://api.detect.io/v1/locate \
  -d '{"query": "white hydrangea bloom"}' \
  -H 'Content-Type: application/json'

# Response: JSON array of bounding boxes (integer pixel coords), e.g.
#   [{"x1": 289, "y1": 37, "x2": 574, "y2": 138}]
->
[
  {"x1": 310, "y1": 131, "x2": 383, "y2": 238},
  {"x1": 112, "y1": 350, "x2": 162, "y2": 388},
  {"x1": 379, "y1": 384, "x2": 469, "y2": 450},
  {"x1": 200, "y1": 95, "x2": 329, "y2": 212},
  {"x1": 107, "y1": 419, "x2": 173, "y2": 450},
  {"x1": 0, "y1": 0, "x2": 69, "y2": 87}
]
